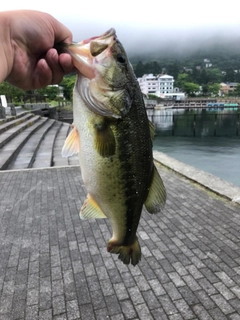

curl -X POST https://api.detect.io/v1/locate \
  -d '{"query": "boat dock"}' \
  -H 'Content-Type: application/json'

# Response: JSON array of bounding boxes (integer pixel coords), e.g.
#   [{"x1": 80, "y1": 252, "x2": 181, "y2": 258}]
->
[{"x1": 0, "y1": 119, "x2": 240, "y2": 319}]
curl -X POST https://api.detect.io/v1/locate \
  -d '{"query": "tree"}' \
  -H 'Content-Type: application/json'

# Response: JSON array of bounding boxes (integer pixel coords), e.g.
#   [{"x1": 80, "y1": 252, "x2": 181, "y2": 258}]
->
[
  {"x1": 223, "y1": 67, "x2": 235, "y2": 82},
  {"x1": 60, "y1": 75, "x2": 76, "y2": 100},
  {"x1": 208, "y1": 83, "x2": 220, "y2": 96},
  {"x1": 199, "y1": 69, "x2": 209, "y2": 85},
  {"x1": 0, "y1": 82, "x2": 25, "y2": 103},
  {"x1": 206, "y1": 68, "x2": 223, "y2": 84},
  {"x1": 183, "y1": 82, "x2": 200, "y2": 96},
  {"x1": 202, "y1": 84, "x2": 209, "y2": 96},
  {"x1": 134, "y1": 61, "x2": 145, "y2": 77},
  {"x1": 166, "y1": 62, "x2": 180, "y2": 80},
  {"x1": 234, "y1": 84, "x2": 240, "y2": 96},
  {"x1": 191, "y1": 67, "x2": 201, "y2": 84},
  {"x1": 175, "y1": 73, "x2": 189, "y2": 89},
  {"x1": 36, "y1": 86, "x2": 60, "y2": 100},
  {"x1": 151, "y1": 61, "x2": 162, "y2": 75}
]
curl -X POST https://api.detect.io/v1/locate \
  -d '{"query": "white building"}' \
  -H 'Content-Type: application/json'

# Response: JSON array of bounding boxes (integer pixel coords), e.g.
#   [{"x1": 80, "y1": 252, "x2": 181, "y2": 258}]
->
[
  {"x1": 158, "y1": 75, "x2": 174, "y2": 95},
  {"x1": 137, "y1": 74, "x2": 159, "y2": 96},
  {"x1": 137, "y1": 74, "x2": 174, "y2": 97}
]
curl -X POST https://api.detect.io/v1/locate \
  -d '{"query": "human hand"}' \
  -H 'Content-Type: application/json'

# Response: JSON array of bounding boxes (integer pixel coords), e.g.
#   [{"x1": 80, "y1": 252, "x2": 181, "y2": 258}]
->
[{"x1": 0, "y1": 10, "x2": 75, "y2": 90}]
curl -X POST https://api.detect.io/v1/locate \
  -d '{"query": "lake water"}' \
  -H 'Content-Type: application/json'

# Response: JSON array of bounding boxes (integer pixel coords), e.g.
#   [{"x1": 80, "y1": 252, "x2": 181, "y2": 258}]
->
[
  {"x1": 148, "y1": 109, "x2": 240, "y2": 187},
  {"x1": 153, "y1": 136, "x2": 240, "y2": 187}
]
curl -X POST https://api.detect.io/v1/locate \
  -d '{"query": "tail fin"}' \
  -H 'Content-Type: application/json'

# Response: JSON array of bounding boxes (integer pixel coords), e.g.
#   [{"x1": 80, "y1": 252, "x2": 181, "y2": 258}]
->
[{"x1": 107, "y1": 237, "x2": 141, "y2": 266}]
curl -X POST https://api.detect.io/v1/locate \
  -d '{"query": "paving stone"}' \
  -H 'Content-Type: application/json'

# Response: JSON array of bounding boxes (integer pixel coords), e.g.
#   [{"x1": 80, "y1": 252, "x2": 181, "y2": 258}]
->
[
  {"x1": 168, "y1": 272, "x2": 186, "y2": 287},
  {"x1": 174, "y1": 299, "x2": 195, "y2": 319},
  {"x1": 120, "y1": 300, "x2": 137, "y2": 319},
  {"x1": 163, "y1": 282, "x2": 182, "y2": 301},
  {"x1": 90, "y1": 289, "x2": 106, "y2": 310},
  {"x1": 151, "y1": 307, "x2": 168, "y2": 320},
  {"x1": 158, "y1": 295, "x2": 178, "y2": 316},
  {"x1": 135, "y1": 303, "x2": 154, "y2": 320},
  {"x1": 229, "y1": 314, "x2": 240, "y2": 320},
  {"x1": 113, "y1": 283, "x2": 129, "y2": 301},
  {"x1": 66, "y1": 300, "x2": 80, "y2": 320},
  {"x1": 178, "y1": 286, "x2": 199, "y2": 305},
  {"x1": 215, "y1": 271, "x2": 235, "y2": 287},
  {"x1": 208, "y1": 307, "x2": 229, "y2": 320},
  {"x1": 127, "y1": 286, "x2": 144, "y2": 305},
  {"x1": 1, "y1": 165, "x2": 240, "y2": 319},
  {"x1": 52, "y1": 295, "x2": 66, "y2": 315},
  {"x1": 25, "y1": 305, "x2": 38, "y2": 320},
  {"x1": 194, "y1": 290, "x2": 216, "y2": 310},
  {"x1": 142, "y1": 290, "x2": 160, "y2": 309},
  {"x1": 211, "y1": 294, "x2": 235, "y2": 314},
  {"x1": 198, "y1": 278, "x2": 218, "y2": 295},
  {"x1": 214, "y1": 281, "x2": 235, "y2": 300}
]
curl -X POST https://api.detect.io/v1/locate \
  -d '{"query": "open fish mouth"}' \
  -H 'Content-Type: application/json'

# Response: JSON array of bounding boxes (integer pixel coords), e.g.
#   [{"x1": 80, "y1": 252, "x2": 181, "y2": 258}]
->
[
  {"x1": 81, "y1": 28, "x2": 116, "y2": 44},
  {"x1": 65, "y1": 28, "x2": 117, "y2": 80}
]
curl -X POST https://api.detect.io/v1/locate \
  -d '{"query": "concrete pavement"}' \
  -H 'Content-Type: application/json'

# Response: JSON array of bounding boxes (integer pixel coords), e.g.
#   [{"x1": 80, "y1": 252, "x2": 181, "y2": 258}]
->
[{"x1": 0, "y1": 161, "x2": 240, "y2": 319}]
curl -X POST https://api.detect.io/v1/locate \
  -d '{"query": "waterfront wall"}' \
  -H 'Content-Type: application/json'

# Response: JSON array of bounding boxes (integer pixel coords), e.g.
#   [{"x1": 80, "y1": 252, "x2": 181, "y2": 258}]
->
[{"x1": 147, "y1": 109, "x2": 240, "y2": 137}]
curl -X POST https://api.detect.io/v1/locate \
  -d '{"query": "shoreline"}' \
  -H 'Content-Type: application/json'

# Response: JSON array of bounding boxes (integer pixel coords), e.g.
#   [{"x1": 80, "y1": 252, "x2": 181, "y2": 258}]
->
[{"x1": 153, "y1": 150, "x2": 240, "y2": 205}]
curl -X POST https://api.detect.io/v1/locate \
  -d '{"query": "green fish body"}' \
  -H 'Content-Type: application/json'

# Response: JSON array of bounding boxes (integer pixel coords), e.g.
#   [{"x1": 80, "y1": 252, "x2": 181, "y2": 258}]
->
[{"x1": 62, "y1": 29, "x2": 166, "y2": 265}]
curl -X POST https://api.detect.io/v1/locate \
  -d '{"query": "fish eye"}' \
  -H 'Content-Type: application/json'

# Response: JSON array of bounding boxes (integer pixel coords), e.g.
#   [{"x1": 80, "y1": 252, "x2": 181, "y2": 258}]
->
[{"x1": 117, "y1": 54, "x2": 125, "y2": 64}]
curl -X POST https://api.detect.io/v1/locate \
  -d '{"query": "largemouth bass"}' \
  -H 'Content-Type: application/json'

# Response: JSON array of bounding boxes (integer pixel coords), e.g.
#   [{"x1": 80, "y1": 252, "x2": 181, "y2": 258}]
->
[{"x1": 62, "y1": 29, "x2": 166, "y2": 266}]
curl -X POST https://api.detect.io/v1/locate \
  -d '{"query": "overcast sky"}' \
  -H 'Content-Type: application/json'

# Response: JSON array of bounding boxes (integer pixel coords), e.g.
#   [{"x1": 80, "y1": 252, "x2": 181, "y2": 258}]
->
[{"x1": 2, "y1": 0, "x2": 240, "y2": 53}]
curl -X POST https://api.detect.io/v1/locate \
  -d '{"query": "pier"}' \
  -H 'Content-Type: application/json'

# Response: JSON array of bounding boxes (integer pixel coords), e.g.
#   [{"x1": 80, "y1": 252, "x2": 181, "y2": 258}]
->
[{"x1": 0, "y1": 111, "x2": 240, "y2": 319}]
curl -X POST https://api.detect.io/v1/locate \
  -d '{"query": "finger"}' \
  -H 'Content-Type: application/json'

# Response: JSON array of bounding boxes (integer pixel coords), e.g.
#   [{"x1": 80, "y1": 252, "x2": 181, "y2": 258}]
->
[
  {"x1": 45, "y1": 48, "x2": 64, "y2": 85},
  {"x1": 59, "y1": 53, "x2": 75, "y2": 74},
  {"x1": 34, "y1": 59, "x2": 53, "y2": 89}
]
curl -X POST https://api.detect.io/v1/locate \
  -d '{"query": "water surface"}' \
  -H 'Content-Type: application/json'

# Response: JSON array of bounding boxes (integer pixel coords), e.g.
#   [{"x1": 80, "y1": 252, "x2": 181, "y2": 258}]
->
[{"x1": 153, "y1": 136, "x2": 240, "y2": 187}]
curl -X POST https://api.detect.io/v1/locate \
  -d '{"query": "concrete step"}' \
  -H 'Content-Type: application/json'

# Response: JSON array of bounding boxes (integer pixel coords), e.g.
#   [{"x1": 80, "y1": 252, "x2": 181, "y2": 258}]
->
[
  {"x1": 31, "y1": 121, "x2": 63, "y2": 168},
  {"x1": 0, "y1": 115, "x2": 41, "y2": 148},
  {"x1": 0, "y1": 117, "x2": 48, "y2": 170},
  {"x1": 0, "y1": 111, "x2": 30, "y2": 125},
  {"x1": 0, "y1": 113, "x2": 34, "y2": 135},
  {"x1": 7, "y1": 119, "x2": 56, "y2": 170},
  {"x1": 68, "y1": 154, "x2": 79, "y2": 166},
  {"x1": 52, "y1": 122, "x2": 70, "y2": 167}
]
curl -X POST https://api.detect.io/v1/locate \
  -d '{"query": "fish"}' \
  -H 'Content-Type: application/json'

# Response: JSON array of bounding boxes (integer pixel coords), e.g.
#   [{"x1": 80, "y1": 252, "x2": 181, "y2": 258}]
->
[{"x1": 62, "y1": 28, "x2": 166, "y2": 266}]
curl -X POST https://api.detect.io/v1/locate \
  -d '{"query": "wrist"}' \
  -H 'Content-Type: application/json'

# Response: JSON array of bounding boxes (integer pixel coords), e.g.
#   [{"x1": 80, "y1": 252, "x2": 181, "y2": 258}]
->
[{"x1": 0, "y1": 12, "x2": 14, "y2": 83}]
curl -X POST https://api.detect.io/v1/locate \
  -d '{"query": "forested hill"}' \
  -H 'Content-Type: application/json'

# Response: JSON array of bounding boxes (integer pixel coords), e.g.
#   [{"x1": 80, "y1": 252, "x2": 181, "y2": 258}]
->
[{"x1": 129, "y1": 33, "x2": 240, "y2": 84}]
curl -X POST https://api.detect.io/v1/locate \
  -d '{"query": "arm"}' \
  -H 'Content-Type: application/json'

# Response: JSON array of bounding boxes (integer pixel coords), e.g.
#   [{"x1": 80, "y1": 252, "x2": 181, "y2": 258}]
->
[{"x1": 0, "y1": 10, "x2": 74, "y2": 90}]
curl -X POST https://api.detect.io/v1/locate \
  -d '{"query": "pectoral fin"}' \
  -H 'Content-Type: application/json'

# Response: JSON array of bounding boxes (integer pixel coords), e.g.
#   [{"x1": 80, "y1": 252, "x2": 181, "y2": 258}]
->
[
  {"x1": 62, "y1": 125, "x2": 80, "y2": 157},
  {"x1": 94, "y1": 121, "x2": 116, "y2": 157},
  {"x1": 144, "y1": 165, "x2": 166, "y2": 214},
  {"x1": 80, "y1": 194, "x2": 107, "y2": 219}
]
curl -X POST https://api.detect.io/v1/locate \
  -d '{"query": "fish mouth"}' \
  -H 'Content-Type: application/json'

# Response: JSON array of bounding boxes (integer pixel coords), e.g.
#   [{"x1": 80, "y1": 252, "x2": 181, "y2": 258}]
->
[{"x1": 66, "y1": 28, "x2": 116, "y2": 79}]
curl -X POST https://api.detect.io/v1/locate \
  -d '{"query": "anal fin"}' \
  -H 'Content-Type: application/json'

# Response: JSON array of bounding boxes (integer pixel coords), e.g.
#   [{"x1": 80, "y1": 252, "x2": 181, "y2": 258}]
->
[{"x1": 80, "y1": 194, "x2": 107, "y2": 219}]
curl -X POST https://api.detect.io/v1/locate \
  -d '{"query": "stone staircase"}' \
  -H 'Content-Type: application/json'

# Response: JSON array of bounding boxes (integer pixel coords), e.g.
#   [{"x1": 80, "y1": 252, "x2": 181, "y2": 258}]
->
[{"x1": 0, "y1": 111, "x2": 79, "y2": 170}]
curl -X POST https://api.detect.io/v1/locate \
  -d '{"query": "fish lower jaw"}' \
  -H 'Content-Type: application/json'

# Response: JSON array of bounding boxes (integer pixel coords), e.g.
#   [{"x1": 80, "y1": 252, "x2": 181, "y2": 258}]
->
[{"x1": 107, "y1": 237, "x2": 141, "y2": 266}]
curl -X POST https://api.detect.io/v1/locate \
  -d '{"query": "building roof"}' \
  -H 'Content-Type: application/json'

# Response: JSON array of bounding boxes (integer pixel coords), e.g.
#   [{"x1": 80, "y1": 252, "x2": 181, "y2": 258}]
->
[{"x1": 158, "y1": 74, "x2": 174, "y2": 79}]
